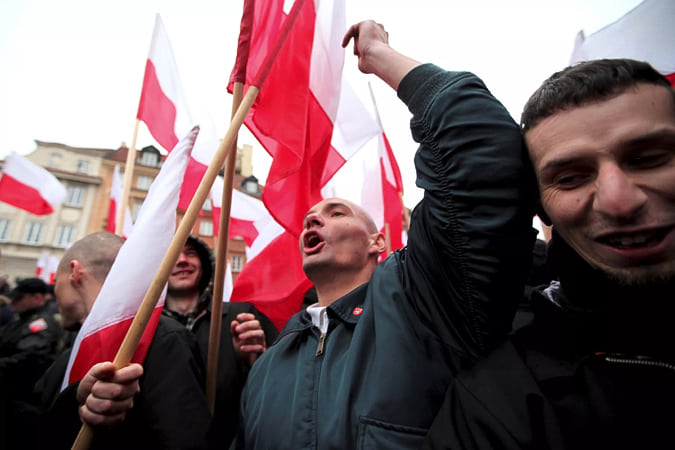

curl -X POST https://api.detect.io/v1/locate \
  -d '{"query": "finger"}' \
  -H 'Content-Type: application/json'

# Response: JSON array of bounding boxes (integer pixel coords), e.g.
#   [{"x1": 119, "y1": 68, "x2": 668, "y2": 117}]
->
[
  {"x1": 79, "y1": 404, "x2": 127, "y2": 427},
  {"x1": 341, "y1": 23, "x2": 360, "y2": 48},
  {"x1": 236, "y1": 329, "x2": 264, "y2": 342},
  {"x1": 236, "y1": 312, "x2": 256, "y2": 322},
  {"x1": 90, "y1": 378, "x2": 140, "y2": 401}
]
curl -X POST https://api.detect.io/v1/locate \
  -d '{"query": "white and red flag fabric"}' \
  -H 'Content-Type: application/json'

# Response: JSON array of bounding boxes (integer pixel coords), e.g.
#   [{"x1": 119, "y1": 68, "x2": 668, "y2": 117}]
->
[
  {"x1": 210, "y1": 174, "x2": 311, "y2": 329},
  {"x1": 106, "y1": 165, "x2": 134, "y2": 238},
  {"x1": 0, "y1": 152, "x2": 66, "y2": 215},
  {"x1": 136, "y1": 13, "x2": 220, "y2": 213},
  {"x1": 225, "y1": 0, "x2": 385, "y2": 330},
  {"x1": 209, "y1": 176, "x2": 265, "y2": 245},
  {"x1": 569, "y1": 0, "x2": 674, "y2": 84},
  {"x1": 360, "y1": 131, "x2": 405, "y2": 257},
  {"x1": 61, "y1": 126, "x2": 199, "y2": 390},
  {"x1": 228, "y1": 0, "x2": 380, "y2": 235},
  {"x1": 36, "y1": 251, "x2": 60, "y2": 284}
]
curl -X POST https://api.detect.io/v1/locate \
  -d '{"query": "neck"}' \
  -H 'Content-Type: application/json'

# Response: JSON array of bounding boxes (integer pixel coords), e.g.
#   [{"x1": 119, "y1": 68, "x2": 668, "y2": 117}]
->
[
  {"x1": 312, "y1": 266, "x2": 374, "y2": 307},
  {"x1": 165, "y1": 292, "x2": 200, "y2": 316}
]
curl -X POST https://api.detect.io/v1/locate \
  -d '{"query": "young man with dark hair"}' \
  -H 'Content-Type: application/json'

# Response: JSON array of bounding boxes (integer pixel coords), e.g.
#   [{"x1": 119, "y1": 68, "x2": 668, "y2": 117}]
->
[{"x1": 424, "y1": 59, "x2": 675, "y2": 449}]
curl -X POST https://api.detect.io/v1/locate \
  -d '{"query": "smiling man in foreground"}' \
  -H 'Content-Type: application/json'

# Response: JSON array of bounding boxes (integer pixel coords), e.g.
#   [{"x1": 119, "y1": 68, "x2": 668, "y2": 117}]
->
[{"x1": 424, "y1": 59, "x2": 675, "y2": 449}]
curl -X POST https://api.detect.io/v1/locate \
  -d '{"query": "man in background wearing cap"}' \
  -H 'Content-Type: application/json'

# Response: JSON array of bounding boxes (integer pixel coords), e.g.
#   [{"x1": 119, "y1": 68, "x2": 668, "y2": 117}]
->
[
  {"x1": 0, "y1": 277, "x2": 62, "y2": 449},
  {"x1": 163, "y1": 235, "x2": 278, "y2": 447}
]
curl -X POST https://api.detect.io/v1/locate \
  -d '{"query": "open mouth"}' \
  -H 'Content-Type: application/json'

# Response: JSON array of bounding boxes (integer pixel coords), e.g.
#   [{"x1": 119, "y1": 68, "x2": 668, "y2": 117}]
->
[
  {"x1": 303, "y1": 231, "x2": 324, "y2": 252},
  {"x1": 598, "y1": 227, "x2": 671, "y2": 249}
]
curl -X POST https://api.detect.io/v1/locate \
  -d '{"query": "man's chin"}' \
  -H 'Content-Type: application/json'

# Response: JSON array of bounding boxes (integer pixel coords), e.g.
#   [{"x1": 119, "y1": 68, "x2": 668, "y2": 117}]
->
[{"x1": 595, "y1": 259, "x2": 675, "y2": 287}]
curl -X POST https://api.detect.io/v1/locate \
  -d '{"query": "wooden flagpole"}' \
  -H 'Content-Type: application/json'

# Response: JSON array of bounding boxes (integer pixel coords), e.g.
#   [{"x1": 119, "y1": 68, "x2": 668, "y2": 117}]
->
[
  {"x1": 71, "y1": 87, "x2": 259, "y2": 450},
  {"x1": 115, "y1": 120, "x2": 140, "y2": 236},
  {"x1": 72, "y1": 0, "x2": 309, "y2": 446},
  {"x1": 205, "y1": 81, "x2": 244, "y2": 412}
]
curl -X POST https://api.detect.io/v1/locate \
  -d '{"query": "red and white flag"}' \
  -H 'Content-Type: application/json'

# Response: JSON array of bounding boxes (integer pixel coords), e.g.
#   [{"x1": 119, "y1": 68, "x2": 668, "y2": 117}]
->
[
  {"x1": 62, "y1": 126, "x2": 199, "y2": 390},
  {"x1": 36, "y1": 251, "x2": 60, "y2": 284},
  {"x1": 136, "y1": 13, "x2": 219, "y2": 213},
  {"x1": 226, "y1": 0, "x2": 386, "y2": 330},
  {"x1": 569, "y1": 0, "x2": 675, "y2": 84},
  {"x1": 106, "y1": 165, "x2": 134, "y2": 238},
  {"x1": 211, "y1": 175, "x2": 310, "y2": 329},
  {"x1": 0, "y1": 152, "x2": 66, "y2": 215},
  {"x1": 229, "y1": 0, "x2": 379, "y2": 235},
  {"x1": 210, "y1": 177, "x2": 266, "y2": 244},
  {"x1": 360, "y1": 132, "x2": 405, "y2": 257}
]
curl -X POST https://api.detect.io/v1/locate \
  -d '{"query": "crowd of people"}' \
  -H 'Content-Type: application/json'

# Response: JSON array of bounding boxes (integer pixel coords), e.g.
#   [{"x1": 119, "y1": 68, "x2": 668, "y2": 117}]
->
[{"x1": 0, "y1": 18, "x2": 672, "y2": 450}]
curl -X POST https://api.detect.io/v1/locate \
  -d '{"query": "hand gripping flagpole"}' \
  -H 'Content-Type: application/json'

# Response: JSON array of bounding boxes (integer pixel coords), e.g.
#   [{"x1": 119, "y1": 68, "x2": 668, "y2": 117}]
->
[{"x1": 72, "y1": 0, "x2": 308, "y2": 447}]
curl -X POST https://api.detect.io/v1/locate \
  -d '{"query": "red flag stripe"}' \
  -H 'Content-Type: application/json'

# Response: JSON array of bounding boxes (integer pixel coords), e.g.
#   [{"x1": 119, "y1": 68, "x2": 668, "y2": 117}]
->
[
  {"x1": 137, "y1": 59, "x2": 180, "y2": 151},
  {"x1": 0, "y1": 174, "x2": 55, "y2": 215},
  {"x1": 68, "y1": 308, "x2": 162, "y2": 384}
]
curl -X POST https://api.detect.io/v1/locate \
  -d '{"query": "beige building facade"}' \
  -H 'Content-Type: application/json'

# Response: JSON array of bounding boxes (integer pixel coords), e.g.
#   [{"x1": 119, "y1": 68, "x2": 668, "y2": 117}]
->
[{"x1": 1, "y1": 140, "x2": 259, "y2": 286}]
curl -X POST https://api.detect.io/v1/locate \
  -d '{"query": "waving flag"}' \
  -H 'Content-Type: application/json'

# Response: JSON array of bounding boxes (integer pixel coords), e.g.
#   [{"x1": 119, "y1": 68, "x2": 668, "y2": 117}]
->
[
  {"x1": 569, "y1": 0, "x2": 675, "y2": 84},
  {"x1": 136, "y1": 13, "x2": 219, "y2": 213},
  {"x1": 361, "y1": 132, "x2": 405, "y2": 256},
  {"x1": 106, "y1": 165, "x2": 134, "y2": 238},
  {"x1": 225, "y1": 0, "x2": 386, "y2": 329},
  {"x1": 62, "y1": 126, "x2": 199, "y2": 389},
  {"x1": 229, "y1": 0, "x2": 380, "y2": 234},
  {"x1": 36, "y1": 251, "x2": 60, "y2": 284},
  {"x1": 0, "y1": 152, "x2": 66, "y2": 215}
]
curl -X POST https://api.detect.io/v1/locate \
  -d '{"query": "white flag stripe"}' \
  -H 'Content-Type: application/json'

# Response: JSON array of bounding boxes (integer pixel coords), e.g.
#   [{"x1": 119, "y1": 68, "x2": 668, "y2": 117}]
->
[{"x1": 62, "y1": 126, "x2": 199, "y2": 390}]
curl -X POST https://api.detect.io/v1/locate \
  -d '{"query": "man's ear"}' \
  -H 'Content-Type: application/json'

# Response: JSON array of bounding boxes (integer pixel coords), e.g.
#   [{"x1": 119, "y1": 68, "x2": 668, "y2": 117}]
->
[
  {"x1": 69, "y1": 260, "x2": 84, "y2": 284},
  {"x1": 369, "y1": 232, "x2": 387, "y2": 256}
]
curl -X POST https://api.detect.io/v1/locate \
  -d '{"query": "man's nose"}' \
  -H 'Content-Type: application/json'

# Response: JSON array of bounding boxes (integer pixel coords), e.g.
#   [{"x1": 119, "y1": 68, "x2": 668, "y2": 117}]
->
[
  {"x1": 593, "y1": 164, "x2": 647, "y2": 221},
  {"x1": 304, "y1": 212, "x2": 323, "y2": 228},
  {"x1": 176, "y1": 251, "x2": 189, "y2": 263}
]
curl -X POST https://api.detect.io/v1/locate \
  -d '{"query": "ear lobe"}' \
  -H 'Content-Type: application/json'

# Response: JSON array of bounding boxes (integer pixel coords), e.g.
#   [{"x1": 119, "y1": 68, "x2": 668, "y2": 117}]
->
[{"x1": 370, "y1": 232, "x2": 387, "y2": 255}]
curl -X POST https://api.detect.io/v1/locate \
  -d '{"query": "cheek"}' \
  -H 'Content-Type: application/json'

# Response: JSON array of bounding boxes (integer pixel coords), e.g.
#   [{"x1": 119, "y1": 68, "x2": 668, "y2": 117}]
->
[{"x1": 542, "y1": 189, "x2": 587, "y2": 226}]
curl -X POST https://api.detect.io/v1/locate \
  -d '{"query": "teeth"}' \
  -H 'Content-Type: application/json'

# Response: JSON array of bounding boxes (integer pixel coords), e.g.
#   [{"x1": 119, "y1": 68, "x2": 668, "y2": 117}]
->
[{"x1": 606, "y1": 232, "x2": 656, "y2": 248}]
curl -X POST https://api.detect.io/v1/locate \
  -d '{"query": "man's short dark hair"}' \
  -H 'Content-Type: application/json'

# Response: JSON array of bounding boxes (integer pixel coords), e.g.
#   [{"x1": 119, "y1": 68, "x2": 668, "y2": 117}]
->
[{"x1": 521, "y1": 58, "x2": 673, "y2": 133}]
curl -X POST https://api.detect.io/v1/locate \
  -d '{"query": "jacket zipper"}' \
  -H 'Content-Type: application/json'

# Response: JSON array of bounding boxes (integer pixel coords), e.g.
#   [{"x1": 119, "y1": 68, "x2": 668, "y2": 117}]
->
[
  {"x1": 315, "y1": 332, "x2": 326, "y2": 356},
  {"x1": 601, "y1": 354, "x2": 675, "y2": 372}
]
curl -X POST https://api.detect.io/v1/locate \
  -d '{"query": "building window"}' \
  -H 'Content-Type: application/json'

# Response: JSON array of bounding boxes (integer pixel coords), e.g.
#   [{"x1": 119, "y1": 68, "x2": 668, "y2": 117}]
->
[
  {"x1": 202, "y1": 198, "x2": 212, "y2": 212},
  {"x1": 139, "y1": 151, "x2": 159, "y2": 167},
  {"x1": 76, "y1": 159, "x2": 89, "y2": 174},
  {"x1": 199, "y1": 220, "x2": 213, "y2": 237},
  {"x1": 132, "y1": 200, "x2": 144, "y2": 222},
  {"x1": 0, "y1": 219, "x2": 10, "y2": 241},
  {"x1": 136, "y1": 175, "x2": 153, "y2": 191},
  {"x1": 65, "y1": 185, "x2": 85, "y2": 207},
  {"x1": 48, "y1": 153, "x2": 62, "y2": 168},
  {"x1": 23, "y1": 222, "x2": 44, "y2": 245},
  {"x1": 231, "y1": 255, "x2": 244, "y2": 272},
  {"x1": 54, "y1": 225, "x2": 76, "y2": 248}
]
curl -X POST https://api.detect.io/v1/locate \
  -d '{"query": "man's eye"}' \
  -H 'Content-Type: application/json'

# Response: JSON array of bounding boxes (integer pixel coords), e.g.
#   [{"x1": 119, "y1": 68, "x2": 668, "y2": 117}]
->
[
  {"x1": 553, "y1": 172, "x2": 591, "y2": 190},
  {"x1": 627, "y1": 151, "x2": 672, "y2": 170},
  {"x1": 331, "y1": 211, "x2": 344, "y2": 217}
]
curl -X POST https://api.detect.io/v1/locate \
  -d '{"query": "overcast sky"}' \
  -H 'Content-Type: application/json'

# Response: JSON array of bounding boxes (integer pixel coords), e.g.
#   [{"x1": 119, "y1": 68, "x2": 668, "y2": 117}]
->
[{"x1": 0, "y1": 0, "x2": 643, "y2": 208}]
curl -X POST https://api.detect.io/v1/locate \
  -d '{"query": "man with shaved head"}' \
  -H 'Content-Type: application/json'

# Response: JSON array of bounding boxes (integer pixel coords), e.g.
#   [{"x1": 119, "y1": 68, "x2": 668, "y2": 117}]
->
[
  {"x1": 235, "y1": 20, "x2": 536, "y2": 450},
  {"x1": 32, "y1": 232, "x2": 212, "y2": 449}
]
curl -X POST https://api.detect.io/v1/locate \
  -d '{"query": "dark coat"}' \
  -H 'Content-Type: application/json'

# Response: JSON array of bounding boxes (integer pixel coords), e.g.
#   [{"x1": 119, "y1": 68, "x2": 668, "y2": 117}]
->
[
  {"x1": 237, "y1": 64, "x2": 537, "y2": 449},
  {"x1": 34, "y1": 315, "x2": 212, "y2": 450},
  {"x1": 424, "y1": 234, "x2": 675, "y2": 450}
]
